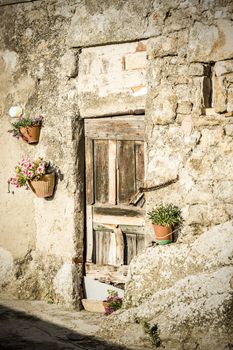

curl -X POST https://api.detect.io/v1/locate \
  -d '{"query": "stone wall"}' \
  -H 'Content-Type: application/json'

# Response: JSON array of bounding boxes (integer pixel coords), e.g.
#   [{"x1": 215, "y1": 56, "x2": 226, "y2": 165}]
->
[
  {"x1": 0, "y1": 0, "x2": 233, "y2": 313},
  {"x1": 68, "y1": 0, "x2": 233, "y2": 243},
  {"x1": 144, "y1": 0, "x2": 233, "y2": 242}
]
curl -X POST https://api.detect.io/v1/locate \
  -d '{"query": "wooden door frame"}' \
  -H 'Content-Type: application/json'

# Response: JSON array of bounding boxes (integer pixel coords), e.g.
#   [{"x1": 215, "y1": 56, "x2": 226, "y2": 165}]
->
[{"x1": 83, "y1": 115, "x2": 145, "y2": 285}]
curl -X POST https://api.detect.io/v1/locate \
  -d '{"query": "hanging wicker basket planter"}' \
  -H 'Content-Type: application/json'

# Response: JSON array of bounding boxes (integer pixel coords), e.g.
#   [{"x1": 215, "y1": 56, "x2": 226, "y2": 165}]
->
[{"x1": 28, "y1": 173, "x2": 55, "y2": 198}]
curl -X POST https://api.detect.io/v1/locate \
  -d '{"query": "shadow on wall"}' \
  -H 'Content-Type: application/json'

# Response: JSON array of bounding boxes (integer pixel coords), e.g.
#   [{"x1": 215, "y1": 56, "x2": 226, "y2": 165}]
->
[{"x1": 0, "y1": 304, "x2": 129, "y2": 350}]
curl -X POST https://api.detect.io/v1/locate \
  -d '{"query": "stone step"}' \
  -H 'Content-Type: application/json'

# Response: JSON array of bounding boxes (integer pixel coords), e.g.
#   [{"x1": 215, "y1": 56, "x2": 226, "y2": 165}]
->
[{"x1": 81, "y1": 299, "x2": 105, "y2": 313}]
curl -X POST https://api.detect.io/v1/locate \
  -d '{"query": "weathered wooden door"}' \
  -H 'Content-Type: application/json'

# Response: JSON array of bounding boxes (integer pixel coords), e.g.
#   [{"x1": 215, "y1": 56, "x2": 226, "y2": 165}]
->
[{"x1": 84, "y1": 116, "x2": 145, "y2": 285}]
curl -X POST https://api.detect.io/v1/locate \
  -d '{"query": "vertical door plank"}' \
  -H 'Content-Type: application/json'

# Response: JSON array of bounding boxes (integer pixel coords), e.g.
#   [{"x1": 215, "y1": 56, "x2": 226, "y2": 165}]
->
[
  {"x1": 103, "y1": 231, "x2": 111, "y2": 265},
  {"x1": 108, "y1": 231, "x2": 117, "y2": 265},
  {"x1": 96, "y1": 231, "x2": 103, "y2": 265},
  {"x1": 86, "y1": 205, "x2": 93, "y2": 262},
  {"x1": 108, "y1": 140, "x2": 117, "y2": 204},
  {"x1": 95, "y1": 231, "x2": 112, "y2": 265},
  {"x1": 117, "y1": 141, "x2": 136, "y2": 204},
  {"x1": 126, "y1": 233, "x2": 137, "y2": 264},
  {"x1": 135, "y1": 141, "x2": 145, "y2": 191},
  {"x1": 115, "y1": 227, "x2": 124, "y2": 266},
  {"x1": 136, "y1": 234, "x2": 145, "y2": 255},
  {"x1": 85, "y1": 138, "x2": 94, "y2": 205},
  {"x1": 94, "y1": 140, "x2": 109, "y2": 203}
]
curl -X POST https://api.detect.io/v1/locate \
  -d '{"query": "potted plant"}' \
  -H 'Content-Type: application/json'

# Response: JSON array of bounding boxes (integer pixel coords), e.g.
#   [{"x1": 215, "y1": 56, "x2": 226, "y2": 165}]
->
[
  {"x1": 8, "y1": 158, "x2": 55, "y2": 198},
  {"x1": 103, "y1": 290, "x2": 123, "y2": 315},
  {"x1": 147, "y1": 203, "x2": 183, "y2": 245},
  {"x1": 8, "y1": 115, "x2": 43, "y2": 144}
]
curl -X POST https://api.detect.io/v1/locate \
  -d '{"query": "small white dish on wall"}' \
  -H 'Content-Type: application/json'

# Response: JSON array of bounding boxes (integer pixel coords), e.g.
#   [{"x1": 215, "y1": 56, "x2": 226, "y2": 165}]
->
[{"x1": 8, "y1": 106, "x2": 23, "y2": 118}]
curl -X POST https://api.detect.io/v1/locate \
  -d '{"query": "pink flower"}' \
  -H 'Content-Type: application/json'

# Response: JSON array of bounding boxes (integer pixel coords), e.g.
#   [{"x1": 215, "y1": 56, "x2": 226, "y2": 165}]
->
[
  {"x1": 22, "y1": 167, "x2": 28, "y2": 175},
  {"x1": 37, "y1": 166, "x2": 44, "y2": 174},
  {"x1": 27, "y1": 171, "x2": 34, "y2": 178},
  {"x1": 21, "y1": 158, "x2": 30, "y2": 166},
  {"x1": 8, "y1": 177, "x2": 20, "y2": 187}
]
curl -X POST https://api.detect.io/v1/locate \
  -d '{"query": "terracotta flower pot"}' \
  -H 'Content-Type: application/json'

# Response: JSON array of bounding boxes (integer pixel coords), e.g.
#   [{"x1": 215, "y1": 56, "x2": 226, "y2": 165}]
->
[
  {"x1": 20, "y1": 125, "x2": 41, "y2": 144},
  {"x1": 152, "y1": 224, "x2": 173, "y2": 245},
  {"x1": 28, "y1": 173, "x2": 55, "y2": 198}
]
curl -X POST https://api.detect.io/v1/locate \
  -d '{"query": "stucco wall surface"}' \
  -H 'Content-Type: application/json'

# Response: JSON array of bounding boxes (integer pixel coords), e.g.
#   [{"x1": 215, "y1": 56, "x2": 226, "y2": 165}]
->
[{"x1": 0, "y1": 0, "x2": 84, "y2": 307}]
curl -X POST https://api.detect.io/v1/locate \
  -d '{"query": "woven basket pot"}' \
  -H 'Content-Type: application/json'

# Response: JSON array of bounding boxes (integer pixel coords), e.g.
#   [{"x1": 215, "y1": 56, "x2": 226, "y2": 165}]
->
[
  {"x1": 28, "y1": 173, "x2": 55, "y2": 198},
  {"x1": 20, "y1": 125, "x2": 41, "y2": 144},
  {"x1": 152, "y1": 224, "x2": 173, "y2": 245}
]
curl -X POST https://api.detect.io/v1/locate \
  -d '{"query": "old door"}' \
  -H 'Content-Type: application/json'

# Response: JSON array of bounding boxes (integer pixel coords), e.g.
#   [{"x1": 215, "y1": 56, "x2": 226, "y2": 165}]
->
[{"x1": 84, "y1": 115, "x2": 145, "y2": 286}]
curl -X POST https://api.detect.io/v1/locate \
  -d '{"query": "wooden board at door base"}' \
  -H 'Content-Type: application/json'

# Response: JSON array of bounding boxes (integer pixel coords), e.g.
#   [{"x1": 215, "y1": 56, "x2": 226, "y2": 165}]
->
[{"x1": 84, "y1": 115, "x2": 145, "y2": 286}]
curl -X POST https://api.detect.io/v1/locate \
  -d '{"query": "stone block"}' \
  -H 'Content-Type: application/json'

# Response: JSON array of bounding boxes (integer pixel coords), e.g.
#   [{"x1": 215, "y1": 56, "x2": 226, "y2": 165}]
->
[
  {"x1": 213, "y1": 180, "x2": 233, "y2": 202},
  {"x1": 190, "y1": 77, "x2": 207, "y2": 113},
  {"x1": 66, "y1": 0, "x2": 160, "y2": 47},
  {"x1": 147, "y1": 144, "x2": 181, "y2": 182},
  {"x1": 225, "y1": 124, "x2": 233, "y2": 136},
  {"x1": 194, "y1": 116, "x2": 222, "y2": 127},
  {"x1": 200, "y1": 128, "x2": 224, "y2": 147},
  {"x1": 151, "y1": 85, "x2": 177, "y2": 125},
  {"x1": 177, "y1": 65, "x2": 189, "y2": 76},
  {"x1": 78, "y1": 41, "x2": 147, "y2": 117},
  {"x1": 205, "y1": 108, "x2": 218, "y2": 116},
  {"x1": 175, "y1": 83, "x2": 192, "y2": 101},
  {"x1": 227, "y1": 86, "x2": 233, "y2": 112},
  {"x1": 188, "y1": 63, "x2": 205, "y2": 76},
  {"x1": 188, "y1": 20, "x2": 233, "y2": 62},
  {"x1": 214, "y1": 60, "x2": 233, "y2": 77},
  {"x1": 60, "y1": 50, "x2": 78, "y2": 78},
  {"x1": 186, "y1": 155, "x2": 210, "y2": 180},
  {"x1": 181, "y1": 116, "x2": 193, "y2": 136},
  {"x1": 177, "y1": 102, "x2": 192, "y2": 114},
  {"x1": 124, "y1": 51, "x2": 147, "y2": 71},
  {"x1": 213, "y1": 75, "x2": 227, "y2": 113},
  {"x1": 148, "y1": 35, "x2": 177, "y2": 59},
  {"x1": 185, "y1": 183, "x2": 213, "y2": 204}
]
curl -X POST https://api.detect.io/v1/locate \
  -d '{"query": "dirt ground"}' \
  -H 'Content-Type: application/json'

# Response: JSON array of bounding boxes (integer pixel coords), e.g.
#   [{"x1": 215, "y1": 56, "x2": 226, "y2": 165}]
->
[{"x1": 0, "y1": 297, "x2": 149, "y2": 350}]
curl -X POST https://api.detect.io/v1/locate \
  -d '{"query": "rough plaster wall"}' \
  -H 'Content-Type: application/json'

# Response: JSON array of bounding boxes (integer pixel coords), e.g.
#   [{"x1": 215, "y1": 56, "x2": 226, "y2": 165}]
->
[
  {"x1": 0, "y1": 50, "x2": 36, "y2": 259},
  {"x1": 0, "y1": 0, "x2": 84, "y2": 307}
]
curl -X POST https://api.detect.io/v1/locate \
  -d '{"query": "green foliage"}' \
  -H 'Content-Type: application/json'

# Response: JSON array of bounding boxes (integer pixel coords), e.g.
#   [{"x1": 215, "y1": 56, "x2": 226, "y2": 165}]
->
[
  {"x1": 147, "y1": 203, "x2": 183, "y2": 226},
  {"x1": 8, "y1": 158, "x2": 48, "y2": 189},
  {"x1": 142, "y1": 321, "x2": 161, "y2": 347},
  {"x1": 8, "y1": 115, "x2": 43, "y2": 138},
  {"x1": 47, "y1": 298, "x2": 54, "y2": 304},
  {"x1": 104, "y1": 289, "x2": 123, "y2": 315}
]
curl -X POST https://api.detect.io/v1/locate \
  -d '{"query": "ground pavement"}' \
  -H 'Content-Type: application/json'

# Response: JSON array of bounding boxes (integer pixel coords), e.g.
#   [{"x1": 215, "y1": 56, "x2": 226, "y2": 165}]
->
[{"x1": 0, "y1": 297, "x2": 151, "y2": 350}]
